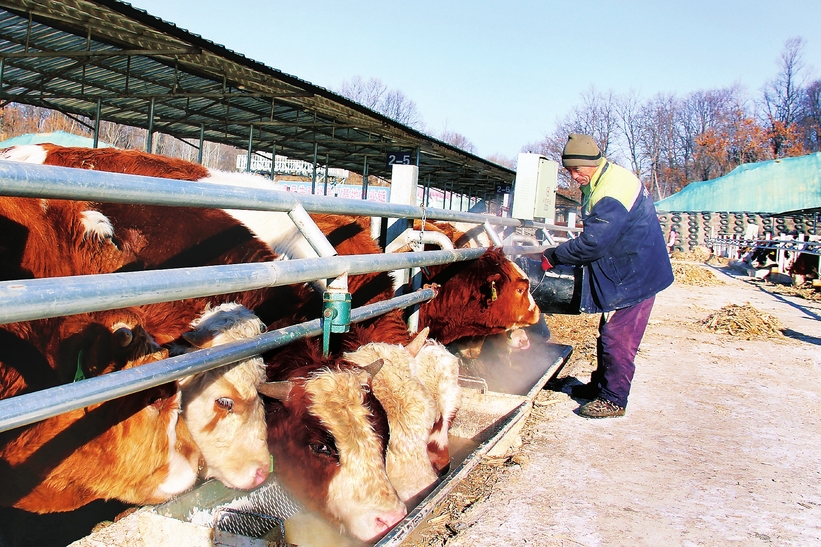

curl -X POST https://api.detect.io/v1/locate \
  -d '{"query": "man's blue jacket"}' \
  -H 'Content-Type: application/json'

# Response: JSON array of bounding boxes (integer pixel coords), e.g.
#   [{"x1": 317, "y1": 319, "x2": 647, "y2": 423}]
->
[{"x1": 552, "y1": 159, "x2": 674, "y2": 313}]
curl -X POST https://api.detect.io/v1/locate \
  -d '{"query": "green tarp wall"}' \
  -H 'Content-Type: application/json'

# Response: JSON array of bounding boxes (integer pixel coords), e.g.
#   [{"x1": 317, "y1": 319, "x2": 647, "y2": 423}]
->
[
  {"x1": 655, "y1": 153, "x2": 821, "y2": 214},
  {"x1": 0, "y1": 131, "x2": 112, "y2": 149}
]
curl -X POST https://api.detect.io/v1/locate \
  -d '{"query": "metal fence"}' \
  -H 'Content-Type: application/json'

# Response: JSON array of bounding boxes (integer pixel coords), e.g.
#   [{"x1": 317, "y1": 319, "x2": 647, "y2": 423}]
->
[{"x1": 0, "y1": 161, "x2": 575, "y2": 432}]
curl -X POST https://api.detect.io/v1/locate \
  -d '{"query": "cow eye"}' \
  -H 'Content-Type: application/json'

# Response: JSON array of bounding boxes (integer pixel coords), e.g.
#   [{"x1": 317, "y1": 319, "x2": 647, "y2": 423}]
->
[
  {"x1": 361, "y1": 383, "x2": 371, "y2": 394},
  {"x1": 310, "y1": 443, "x2": 339, "y2": 461},
  {"x1": 215, "y1": 397, "x2": 234, "y2": 412}
]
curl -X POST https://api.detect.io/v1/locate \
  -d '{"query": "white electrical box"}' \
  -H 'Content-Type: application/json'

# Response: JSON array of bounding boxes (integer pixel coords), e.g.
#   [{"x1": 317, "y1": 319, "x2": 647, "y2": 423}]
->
[{"x1": 511, "y1": 153, "x2": 559, "y2": 223}]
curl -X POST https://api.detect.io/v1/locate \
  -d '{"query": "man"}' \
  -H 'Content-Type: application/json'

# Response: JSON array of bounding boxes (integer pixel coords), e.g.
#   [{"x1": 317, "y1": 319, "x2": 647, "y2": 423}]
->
[{"x1": 542, "y1": 134, "x2": 673, "y2": 418}]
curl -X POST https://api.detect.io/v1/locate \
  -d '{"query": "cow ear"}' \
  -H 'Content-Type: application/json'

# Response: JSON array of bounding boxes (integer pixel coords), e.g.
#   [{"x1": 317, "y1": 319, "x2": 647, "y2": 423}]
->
[
  {"x1": 405, "y1": 327, "x2": 430, "y2": 357},
  {"x1": 181, "y1": 329, "x2": 215, "y2": 349},
  {"x1": 258, "y1": 381, "x2": 293, "y2": 401},
  {"x1": 362, "y1": 358, "x2": 384, "y2": 377},
  {"x1": 484, "y1": 272, "x2": 503, "y2": 304}
]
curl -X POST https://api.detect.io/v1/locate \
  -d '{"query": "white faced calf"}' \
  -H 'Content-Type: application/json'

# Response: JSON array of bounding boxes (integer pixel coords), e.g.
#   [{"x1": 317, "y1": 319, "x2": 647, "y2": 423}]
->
[{"x1": 172, "y1": 303, "x2": 270, "y2": 490}]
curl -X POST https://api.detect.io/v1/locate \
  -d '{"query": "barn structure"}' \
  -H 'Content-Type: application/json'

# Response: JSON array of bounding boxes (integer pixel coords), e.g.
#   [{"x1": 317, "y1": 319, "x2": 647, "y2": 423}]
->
[
  {"x1": 0, "y1": 1, "x2": 576, "y2": 545},
  {"x1": 0, "y1": 0, "x2": 519, "y2": 206}
]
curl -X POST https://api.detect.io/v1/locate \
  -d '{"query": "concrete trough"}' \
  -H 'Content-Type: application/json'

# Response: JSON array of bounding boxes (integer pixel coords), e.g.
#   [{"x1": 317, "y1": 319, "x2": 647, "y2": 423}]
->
[{"x1": 66, "y1": 328, "x2": 571, "y2": 547}]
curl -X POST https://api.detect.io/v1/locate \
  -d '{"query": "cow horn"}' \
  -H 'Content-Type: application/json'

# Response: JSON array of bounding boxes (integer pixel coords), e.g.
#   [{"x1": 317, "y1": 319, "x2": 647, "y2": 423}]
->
[
  {"x1": 257, "y1": 381, "x2": 293, "y2": 401},
  {"x1": 362, "y1": 358, "x2": 384, "y2": 377},
  {"x1": 181, "y1": 329, "x2": 215, "y2": 349},
  {"x1": 405, "y1": 327, "x2": 430, "y2": 357}
]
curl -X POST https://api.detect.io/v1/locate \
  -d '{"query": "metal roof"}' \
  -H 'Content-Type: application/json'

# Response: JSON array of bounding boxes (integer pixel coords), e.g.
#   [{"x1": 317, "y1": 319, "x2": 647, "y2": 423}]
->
[{"x1": 0, "y1": 0, "x2": 515, "y2": 198}]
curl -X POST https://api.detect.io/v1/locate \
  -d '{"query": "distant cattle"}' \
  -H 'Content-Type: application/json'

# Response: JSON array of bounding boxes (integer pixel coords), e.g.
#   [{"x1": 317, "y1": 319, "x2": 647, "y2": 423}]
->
[
  {"x1": 259, "y1": 339, "x2": 406, "y2": 543},
  {"x1": 788, "y1": 251, "x2": 820, "y2": 283}
]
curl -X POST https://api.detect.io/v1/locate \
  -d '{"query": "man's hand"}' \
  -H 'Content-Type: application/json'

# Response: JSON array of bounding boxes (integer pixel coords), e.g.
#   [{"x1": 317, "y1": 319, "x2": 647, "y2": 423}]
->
[{"x1": 542, "y1": 248, "x2": 557, "y2": 271}]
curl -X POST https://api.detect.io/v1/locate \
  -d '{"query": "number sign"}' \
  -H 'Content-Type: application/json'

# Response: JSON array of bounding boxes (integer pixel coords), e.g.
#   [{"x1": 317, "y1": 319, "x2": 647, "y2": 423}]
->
[{"x1": 387, "y1": 151, "x2": 412, "y2": 167}]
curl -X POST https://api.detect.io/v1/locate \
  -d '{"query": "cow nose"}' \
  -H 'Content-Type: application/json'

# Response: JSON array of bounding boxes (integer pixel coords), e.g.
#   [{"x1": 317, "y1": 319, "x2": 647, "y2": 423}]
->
[
  {"x1": 253, "y1": 466, "x2": 269, "y2": 487},
  {"x1": 371, "y1": 507, "x2": 407, "y2": 540}
]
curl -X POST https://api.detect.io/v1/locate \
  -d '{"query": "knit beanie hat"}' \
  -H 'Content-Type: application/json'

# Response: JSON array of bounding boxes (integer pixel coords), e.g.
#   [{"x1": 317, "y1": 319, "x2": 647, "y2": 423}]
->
[{"x1": 561, "y1": 133, "x2": 602, "y2": 167}]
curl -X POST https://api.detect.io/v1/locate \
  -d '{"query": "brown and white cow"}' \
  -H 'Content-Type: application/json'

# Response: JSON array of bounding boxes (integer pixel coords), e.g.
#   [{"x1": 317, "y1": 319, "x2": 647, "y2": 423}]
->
[
  {"x1": 169, "y1": 302, "x2": 270, "y2": 491},
  {"x1": 259, "y1": 339, "x2": 407, "y2": 543},
  {"x1": 0, "y1": 192, "x2": 271, "y2": 509},
  {"x1": 413, "y1": 335, "x2": 462, "y2": 475},
  {"x1": 343, "y1": 328, "x2": 441, "y2": 505},
  {"x1": 0, "y1": 310, "x2": 202, "y2": 513}
]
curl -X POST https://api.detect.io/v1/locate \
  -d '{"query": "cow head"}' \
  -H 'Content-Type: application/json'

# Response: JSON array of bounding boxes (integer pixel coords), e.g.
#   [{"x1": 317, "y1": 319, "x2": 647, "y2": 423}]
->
[
  {"x1": 261, "y1": 348, "x2": 406, "y2": 543},
  {"x1": 172, "y1": 303, "x2": 270, "y2": 490},
  {"x1": 343, "y1": 332, "x2": 440, "y2": 505},
  {"x1": 420, "y1": 248, "x2": 541, "y2": 345},
  {"x1": 411, "y1": 333, "x2": 462, "y2": 478}
]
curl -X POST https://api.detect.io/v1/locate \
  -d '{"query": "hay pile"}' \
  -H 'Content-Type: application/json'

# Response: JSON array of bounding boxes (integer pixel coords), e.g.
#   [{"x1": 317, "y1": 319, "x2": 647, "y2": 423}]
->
[
  {"x1": 761, "y1": 281, "x2": 821, "y2": 302},
  {"x1": 673, "y1": 263, "x2": 724, "y2": 286},
  {"x1": 701, "y1": 303, "x2": 784, "y2": 339},
  {"x1": 671, "y1": 246, "x2": 713, "y2": 263}
]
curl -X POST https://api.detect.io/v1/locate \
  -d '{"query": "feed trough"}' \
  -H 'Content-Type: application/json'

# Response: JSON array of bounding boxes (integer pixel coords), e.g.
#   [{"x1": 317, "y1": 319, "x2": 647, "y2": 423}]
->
[{"x1": 68, "y1": 328, "x2": 571, "y2": 547}]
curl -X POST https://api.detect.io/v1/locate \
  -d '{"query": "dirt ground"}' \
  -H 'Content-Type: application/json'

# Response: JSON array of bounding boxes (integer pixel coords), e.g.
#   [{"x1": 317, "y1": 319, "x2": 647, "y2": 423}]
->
[{"x1": 403, "y1": 260, "x2": 821, "y2": 547}]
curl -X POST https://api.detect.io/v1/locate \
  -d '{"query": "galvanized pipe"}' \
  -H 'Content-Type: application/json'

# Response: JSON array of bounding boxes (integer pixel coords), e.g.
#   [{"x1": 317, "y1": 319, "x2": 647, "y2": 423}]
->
[
  {"x1": 0, "y1": 162, "x2": 534, "y2": 229},
  {"x1": 0, "y1": 288, "x2": 436, "y2": 434},
  {"x1": 483, "y1": 220, "x2": 504, "y2": 247},
  {"x1": 287, "y1": 203, "x2": 337, "y2": 258},
  {"x1": 0, "y1": 248, "x2": 488, "y2": 325},
  {"x1": 384, "y1": 229, "x2": 455, "y2": 253}
]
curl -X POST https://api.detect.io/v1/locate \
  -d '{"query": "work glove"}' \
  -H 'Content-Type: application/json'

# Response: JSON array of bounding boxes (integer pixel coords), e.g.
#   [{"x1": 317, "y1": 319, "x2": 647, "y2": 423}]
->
[{"x1": 541, "y1": 247, "x2": 557, "y2": 271}]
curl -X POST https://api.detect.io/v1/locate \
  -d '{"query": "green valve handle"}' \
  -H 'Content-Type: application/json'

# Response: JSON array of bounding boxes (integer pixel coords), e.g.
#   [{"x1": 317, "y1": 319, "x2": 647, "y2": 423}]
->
[{"x1": 322, "y1": 291, "x2": 351, "y2": 356}]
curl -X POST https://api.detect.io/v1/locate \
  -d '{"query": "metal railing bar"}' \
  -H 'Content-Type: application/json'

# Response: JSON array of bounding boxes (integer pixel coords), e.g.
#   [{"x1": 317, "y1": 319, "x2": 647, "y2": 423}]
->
[
  {"x1": 0, "y1": 248, "x2": 491, "y2": 325},
  {"x1": 0, "y1": 288, "x2": 436, "y2": 434},
  {"x1": 0, "y1": 245, "x2": 544, "y2": 325},
  {"x1": 0, "y1": 161, "x2": 577, "y2": 233}
]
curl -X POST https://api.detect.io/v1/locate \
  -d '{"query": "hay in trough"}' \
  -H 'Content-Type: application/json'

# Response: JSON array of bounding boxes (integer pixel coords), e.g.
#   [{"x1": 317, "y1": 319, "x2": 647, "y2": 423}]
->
[
  {"x1": 701, "y1": 303, "x2": 784, "y2": 339},
  {"x1": 673, "y1": 263, "x2": 724, "y2": 286}
]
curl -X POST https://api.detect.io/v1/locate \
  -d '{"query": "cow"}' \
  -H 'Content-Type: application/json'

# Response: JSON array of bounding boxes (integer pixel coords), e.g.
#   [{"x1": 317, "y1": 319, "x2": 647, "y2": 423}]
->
[
  {"x1": 0, "y1": 193, "x2": 274, "y2": 510},
  {"x1": 0, "y1": 194, "x2": 131, "y2": 281},
  {"x1": 342, "y1": 328, "x2": 440, "y2": 505},
  {"x1": 259, "y1": 338, "x2": 407, "y2": 543},
  {"x1": 169, "y1": 302, "x2": 270, "y2": 491},
  {"x1": 788, "y1": 251, "x2": 820, "y2": 285},
  {"x1": 0, "y1": 310, "x2": 202, "y2": 513},
  {"x1": 413, "y1": 335, "x2": 462, "y2": 475}
]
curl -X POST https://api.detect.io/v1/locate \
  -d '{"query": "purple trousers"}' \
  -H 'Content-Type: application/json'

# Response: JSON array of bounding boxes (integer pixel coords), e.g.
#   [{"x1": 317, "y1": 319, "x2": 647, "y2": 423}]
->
[{"x1": 590, "y1": 296, "x2": 655, "y2": 408}]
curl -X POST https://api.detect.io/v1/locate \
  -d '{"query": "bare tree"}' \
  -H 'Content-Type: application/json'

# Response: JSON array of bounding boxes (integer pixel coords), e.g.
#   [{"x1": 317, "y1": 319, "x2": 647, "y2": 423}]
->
[
  {"x1": 800, "y1": 79, "x2": 821, "y2": 152},
  {"x1": 338, "y1": 76, "x2": 387, "y2": 109},
  {"x1": 485, "y1": 153, "x2": 515, "y2": 169},
  {"x1": 337, "y1": 76, "x2": 424, "y2": 130},
  {"x1": 761, "y1": 37, "x2": 809, "y2": 156},
  {"x1": 639, "y1": 93, "x2": 679, "y2": 199},
  {"x1": 615, "y1": 89, "x2": 645, "y2": 178},
  {"x1": 438, "y1": 129, "x2": 476, "y2": 154}
]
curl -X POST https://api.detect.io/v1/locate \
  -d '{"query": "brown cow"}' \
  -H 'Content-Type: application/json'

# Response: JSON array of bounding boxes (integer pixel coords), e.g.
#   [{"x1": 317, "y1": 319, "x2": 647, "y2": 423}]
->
[
  {"x1": 0, "y1": 309, "x2": 202, "y2": 513},
  {"x1": 260, "y1": 338, "x2": 407, "y2": 543},
  {"x1": 2, "y1": 144, "x2": 540, "y2": 346}
]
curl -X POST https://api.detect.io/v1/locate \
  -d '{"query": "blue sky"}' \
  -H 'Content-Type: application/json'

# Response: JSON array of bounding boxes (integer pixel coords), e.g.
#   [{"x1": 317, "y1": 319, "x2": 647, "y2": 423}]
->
[{"x1": 126, "y1": 0, "x2": 820, "y2": 160}]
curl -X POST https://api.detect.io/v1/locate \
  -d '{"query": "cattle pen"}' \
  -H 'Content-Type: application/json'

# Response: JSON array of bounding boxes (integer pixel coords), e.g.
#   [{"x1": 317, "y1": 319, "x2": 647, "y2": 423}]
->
[{"x1": 0, "y1": 159, "x2": 576, "y2": 547}]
